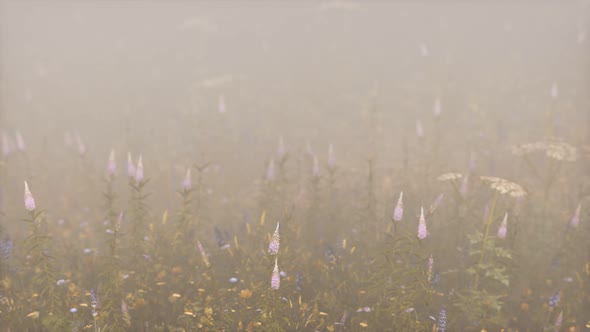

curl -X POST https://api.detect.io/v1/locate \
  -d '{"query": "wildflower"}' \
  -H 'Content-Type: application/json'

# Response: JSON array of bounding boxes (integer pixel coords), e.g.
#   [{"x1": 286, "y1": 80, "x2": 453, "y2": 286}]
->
[
  {"x1": 328, "y1": 143, "x2": 336, "y2": 168},
  {"x1": 56, "y1": 279, "x2": 66, "y2": 286},
  {"x1": 427, "y1": 255, "x2": 434, "y2": 282},
  {"x1": 549, "y1": 290, "x2": 560, "y2": 308},
  {"x1": 277, "y1": 136, "x2": 286, "y2": 161},
  {"x1": 570, "y1": 203, "x2": 581, "y2": 227},
  {"x1": 418, "y1": 207, "x2": 428, "y2": 240},
  {"x1": 266, "y1": 159, "x2": 275, "y2": 181},
  {"x1": 393, "y1": 192, "x2": 403, "y2": 222},
  {"x1": 438, "y1": 308, "x2": 447, "y2": 332},
  {"x1": 434, "y1": 97, "x2": 441, "y2": 117},
  {"x1": 135, "y1": 155, "x2": 144, "y2": 183},
  {"x1": 416, "y1": 120, "x2": 424, "y2": 138},
  {"x1": 107, "y1": 149, "x2": 116, "y2": 176},
  {"x1": 437, "y1": 172, "x2": 463, "y2": 181},
  {"x1": 15, "y1": 130, "x2": 25, "y2": 151},
  {"x1": 229, "y1": 277, "x2": 238, "y2": 283},
  {"x1": 127, "y1": 152, "x2": 136, "y2": 178},
  {"x1": 268, "y1": 222, "x2": 280, "y2": 255},
  {"x1": 429, "y1": 193, "x2": 444, "y2": 214},
  {"x1": 24, "y1": 181, "x2": 36, "y2": 212},
  {"x1": 479, "y1": 176, "x2": 527, "y2": 198},
  {"x1": 551, "y1": 82, "x2": 559, "y2": 99},
  {"x1": 312, "y1": 155, "x2": 320, "y2": 178},
  {"x1": 555, "y1": 310, "x2": 563, "y2": 328},
  {"x1": 183, "y1": 168, "x2": 192, "y2": 191},
  {"x1": 498, "y1": 212, "x2": 508, "y2": 239},
  {"x1": 90, "y1": 289, "x2": 98, "y2": 318},
  {"x1": 271, "y1": 258, "x2": 280, "y2": 290},
  {"x1": 218, "y1": 94, "x2": 226, "y2": 113},
  {"x1": 197, "y1": 240, "x2": 210, "y2": 268},
  {"x1": 510, "y1": 139, "x2": 577, "y2": 162}
]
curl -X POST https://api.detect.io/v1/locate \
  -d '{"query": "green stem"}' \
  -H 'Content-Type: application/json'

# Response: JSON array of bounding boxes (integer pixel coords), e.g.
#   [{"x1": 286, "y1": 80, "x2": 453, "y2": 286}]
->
[{"x1": 473, "y1": 191, "x2": 498, "y2": 290}]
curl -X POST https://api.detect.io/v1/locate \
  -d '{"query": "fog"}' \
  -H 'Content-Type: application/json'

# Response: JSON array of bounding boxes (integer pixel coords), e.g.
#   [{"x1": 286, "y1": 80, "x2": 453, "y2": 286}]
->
[{"x1": 0, "y1": 1, "x2": 589, "y2": 331}]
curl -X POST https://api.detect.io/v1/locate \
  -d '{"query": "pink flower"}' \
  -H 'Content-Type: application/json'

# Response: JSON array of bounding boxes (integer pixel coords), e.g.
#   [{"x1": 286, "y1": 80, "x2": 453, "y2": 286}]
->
[
  {"x1": 271, "y1": 258, "x2": 280, "y2": 290},
  {"x1": 393, "y1": 192, "x2": 404, "y2": 222},
  {"x1": 497, "y1": 212, "x2": 508, "y2": 239},
  {"x1": 107, "y1": 149, "x2": 116, "y2": 176},
  {"x1": 268, "y1": 222, "x2": 280, "y2": 255},
  {"x1": 135, "y1": 155, "x2": 144, "y2": 183},
  {"x1": 24, "y1": 181, "x2": 36, "y2": 212},
  {"x1": 570, "y1": 203, "x2": 581, "y2": 227},
  {"x1": 418, "y1": 207, "x2": 427, "y2": 239},
  {"x1": 127, "y1": 152, "x2": 136, "y2": 178},
  {"x1": 183, "y1": 168, "x2": 192, "y2": 191}
]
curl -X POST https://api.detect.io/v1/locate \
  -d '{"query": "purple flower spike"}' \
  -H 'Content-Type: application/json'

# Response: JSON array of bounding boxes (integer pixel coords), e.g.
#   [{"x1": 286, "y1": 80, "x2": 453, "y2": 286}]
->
[
  {"x1": 107, "y1": 149, "x2": 116, "y2": 176},
  {"x1": 393, "y1": 192, "x2": 404, "y2": 222},
  {"x1": 268, "y1": 222, "x2": 280, "y2": 255},
  {"x1": 15, "y1": 130, "x2": 25, "y2": 152},
  {"x1": 570, "y1": 203, "x2": 581, "y2": 227},
  {"x1": 266, "y1": 159, "x2": 275, "y2": 181},
  {"x1": 183, "y1": 168, "x2": 192, "y2": 191},
  {"x1": 497, "y1": 212, "x2": 508, "y2": 239},
  {"x1": 135, "y1": 155, "x2": 144, "y2": 183},
  {"x1": 24, "y1": 181, "x2": 36, "y2": 212},
  {"x1": 418, "y1": 207, "x2": 427, "y2": 240},
  {"x1": 328, "y1": 143, "x2": 336, "y2": 169},
  {"x1": 127, "y1": 152, "x2": 136, "y2": 178},
  {"x1": 271, "y1": 258, "x2": 280, "y2": 290}
]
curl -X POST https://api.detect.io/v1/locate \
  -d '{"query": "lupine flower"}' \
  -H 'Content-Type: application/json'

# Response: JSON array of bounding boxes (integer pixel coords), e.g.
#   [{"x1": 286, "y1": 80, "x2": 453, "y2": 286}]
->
[
  {"x1": 551, "y1": 82, "x2": 559, "y2": 99},
  {"x1": 197, "y1": 240, "x2": 210, "y2": 268},
  {"x1": 328, "y1": 143, "x2": 336, "y2": 168},
  {"x1": 393, "y1": 192, "x2": 404, "y2": 221},
  {"x1": 107, "y1": 149, "x2": 116, "y2": 176},
  {"x1": 183, "y1": 168, "x2": 192, "y2": 191},
  {"x1": 266, "y1": 159, "x2": 275, "y2": 181},
  {"x1": 218, "y1": 94, "x2": 226, "y2": 113},
  {"x1": 427, "y1": 255, "x2": 434, "y2": 282},
  {"x1": 90, "y1": 289, "x2": 98, "y2": 318},
  {"x1": 437, "y1": 308, "x2": 447, "y2": 332},
  {"x1": 434, "y1": 97, "x2": 441, "y2": 117},
  {"x1": 312, "y1": 155, "x2": 320, "y2": 178},
  {"x1": 416, "y1": 120, "x2": 424, "y2": 138},
  {"x1": 429, "y1": 193, "x2": 444, "y2": 214},
  {"x1": 570, "y1": 203, "x2": 581, "y2": 227},
  {"x1": 418, "y1": 207, "x2": 428, "y2": 239},
  {"x1": 24, "y1": 181, "x2": 36, "y2": 212},
  {"x1": 498, "y1": 212, "x2": 508, "y2": 239},
  {"x1": 268, "y1": 222, "x2": 280, "y2": 255},
  {"x1": 127, "y1": 152, "x2": 136, "y2": 178},
  {"x1": 135, "y1": 155, "x2": 144, "y2": 183},
  {"x1": 15, "y1": 130, "x2": 25, "y2": 151},
  {"x1": 271, "y1": 258, "x2": 280, "y2": 290},
  {"x1": 277, "y1": 136, "x2": 286, "y2": 160},
  {"x1": 555, "y1": 310, "x2": 563, "y2": 328},
  {"x1": 549, "y1": 290, "x2": 560, "y2": 308}
]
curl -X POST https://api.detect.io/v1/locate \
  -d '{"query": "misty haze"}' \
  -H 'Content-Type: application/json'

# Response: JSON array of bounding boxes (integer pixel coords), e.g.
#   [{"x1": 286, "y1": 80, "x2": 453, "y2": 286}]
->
[{"x1": 0, "y1": 1, "x2": 589, "y2": 331}]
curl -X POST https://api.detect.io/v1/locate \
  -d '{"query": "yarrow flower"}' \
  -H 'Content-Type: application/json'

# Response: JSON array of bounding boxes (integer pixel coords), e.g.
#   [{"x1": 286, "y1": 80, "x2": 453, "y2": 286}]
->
[
  {"x1": 183, "y1": 168, "x2": 192, "y2": 191},
  {"x1": 497, "y1": 212, "x2": 508, "y2": 239},
  {"x1": 510, "y1": 138, "x2": 578, "y2": 162},
  {"x1": 135, "y1": 155, "x2": 144, "y2": 183},
  {"x1": 268, "y1": 222, "x2": 280, "y2": 255},
  {"x1": 393, "y1": 192, "x2": 403, "y2": 222},
  {"x1": 437, "y1": 172, "x2": 463, "y2": 181},
  {"x1": 271, "y1": 258, "x2": 280, "y2": 290},
  {"x1": 479, "y1": 176, "x2": 527, "y2": 198},
  {"x1": 418, "y1": 207, "x2": 428, "y2": 240},
  {"x1": 107, "y1": 149, "x2": 116, "y2": 176},
  {"x1": 24, "y1": 181, "x2": 36, "y2": 212},
  {"x1": 127, "y1": 152, "x2": 136, "y2": 178}
]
